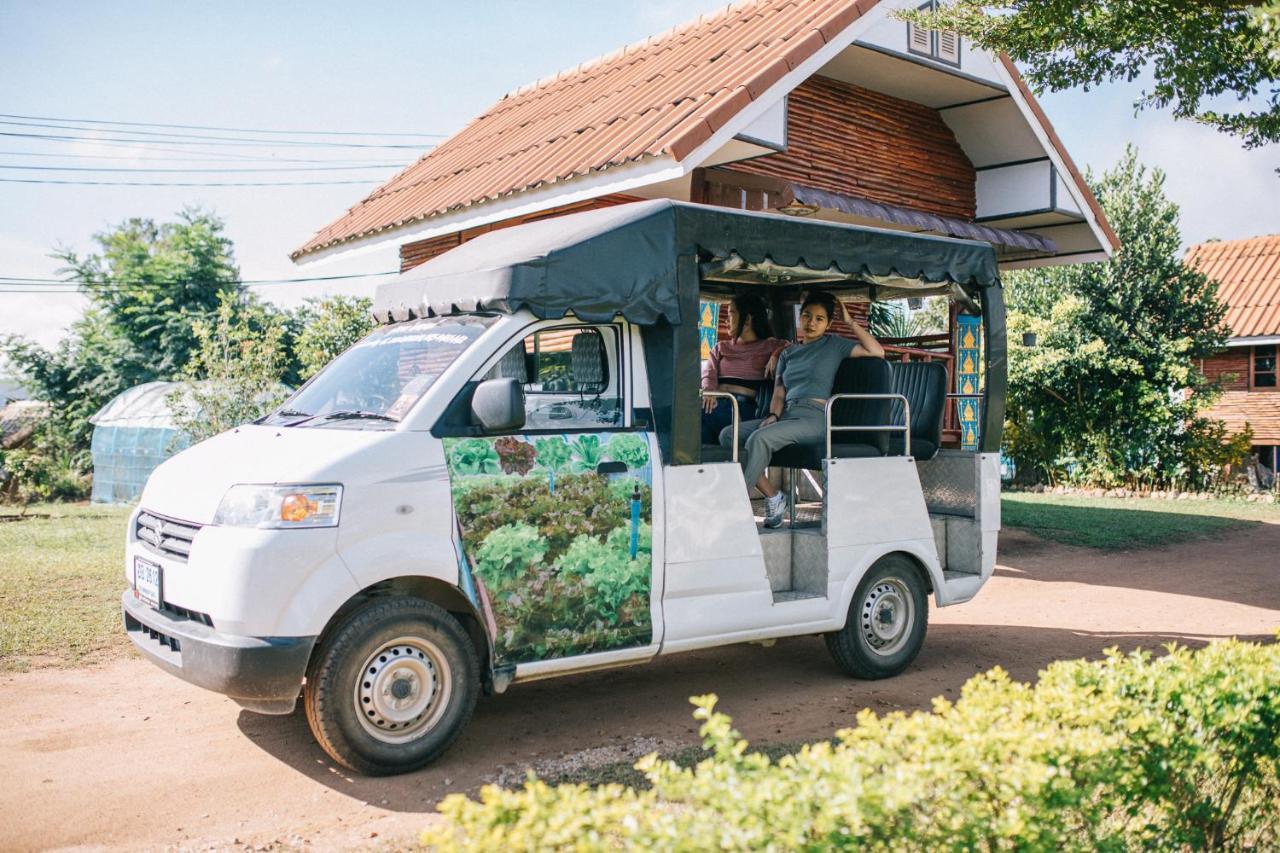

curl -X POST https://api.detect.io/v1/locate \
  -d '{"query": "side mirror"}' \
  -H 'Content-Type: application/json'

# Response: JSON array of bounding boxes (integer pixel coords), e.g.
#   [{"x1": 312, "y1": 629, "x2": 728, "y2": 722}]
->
[{"x1": 471, "y1": 378, "x2": 525, "y2": 433}]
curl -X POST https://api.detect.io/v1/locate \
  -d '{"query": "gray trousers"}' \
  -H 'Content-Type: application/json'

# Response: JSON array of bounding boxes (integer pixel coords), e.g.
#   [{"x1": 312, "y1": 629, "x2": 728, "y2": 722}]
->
[{"x1": 722, "y1": 401, "x2": 826, "y2": 487}]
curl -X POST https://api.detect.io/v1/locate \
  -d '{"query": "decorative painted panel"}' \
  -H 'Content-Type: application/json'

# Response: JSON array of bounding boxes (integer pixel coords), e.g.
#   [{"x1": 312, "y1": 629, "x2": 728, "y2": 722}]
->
[
  {"x1": 956, "y1": 314, "x2": 982, "y2": 451},
  {"x1": 443, "y1": 432, "x2": 654, "y2": 666}
]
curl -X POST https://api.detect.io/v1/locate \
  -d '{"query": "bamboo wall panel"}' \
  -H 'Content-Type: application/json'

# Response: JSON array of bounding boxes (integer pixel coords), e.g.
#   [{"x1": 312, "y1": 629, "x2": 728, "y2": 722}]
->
[{"x1": 726, "y1": 75, "x2": 976, "y2": 219}]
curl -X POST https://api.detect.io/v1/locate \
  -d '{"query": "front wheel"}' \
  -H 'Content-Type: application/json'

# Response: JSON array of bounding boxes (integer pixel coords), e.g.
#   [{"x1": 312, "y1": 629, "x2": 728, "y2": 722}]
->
[
  {"x1": 825, "y1": 555, "x2": 928, "y2": 679},
  {"x1": 304, "y1": 597, "x2": 479, "y2": 776}
]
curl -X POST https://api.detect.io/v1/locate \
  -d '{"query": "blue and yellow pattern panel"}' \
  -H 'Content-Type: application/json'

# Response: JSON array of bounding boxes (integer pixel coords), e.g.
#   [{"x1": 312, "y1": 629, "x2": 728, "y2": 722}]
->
[
  {"x1": 699, "y1": 301, "x2": 721, "y2": 360},
  {"x1": 956, "y1": 314, "x2": 982, "y2": 451}
]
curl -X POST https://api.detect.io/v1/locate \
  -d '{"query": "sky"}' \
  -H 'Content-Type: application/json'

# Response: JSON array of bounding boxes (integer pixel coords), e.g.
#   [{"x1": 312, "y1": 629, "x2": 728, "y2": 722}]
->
[{"x1": 1, "y1": 0, "x2": 1277, "y2": 351}]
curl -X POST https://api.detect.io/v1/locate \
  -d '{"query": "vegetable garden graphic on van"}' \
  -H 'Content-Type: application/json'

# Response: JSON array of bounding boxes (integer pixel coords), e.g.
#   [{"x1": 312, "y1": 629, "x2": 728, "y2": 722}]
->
[{"x1": 443, "y1": 432, "x2": 654, "y2": 666}]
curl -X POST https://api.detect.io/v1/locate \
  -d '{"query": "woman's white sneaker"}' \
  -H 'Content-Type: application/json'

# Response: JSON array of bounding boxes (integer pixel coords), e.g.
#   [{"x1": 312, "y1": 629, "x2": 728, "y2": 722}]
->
[{"x1": 763, "y1": 492, "x2": 786, "y2": 528}]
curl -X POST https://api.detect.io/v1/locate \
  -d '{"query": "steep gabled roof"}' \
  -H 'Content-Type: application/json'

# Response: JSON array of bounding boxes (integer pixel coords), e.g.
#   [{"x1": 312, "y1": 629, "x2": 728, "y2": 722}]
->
[
  {"x1": 291, "y1": 0, "x2": 875, "y2": 260},
  {"x1": 1186, "y1": 235, "x2": 1280, "y2": 340}
]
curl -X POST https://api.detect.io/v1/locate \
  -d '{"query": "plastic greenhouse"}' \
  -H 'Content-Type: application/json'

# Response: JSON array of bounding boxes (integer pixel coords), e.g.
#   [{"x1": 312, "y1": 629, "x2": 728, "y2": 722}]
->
[{"x1": 90, "y1": 382, "x2": 192, "y2": 503}]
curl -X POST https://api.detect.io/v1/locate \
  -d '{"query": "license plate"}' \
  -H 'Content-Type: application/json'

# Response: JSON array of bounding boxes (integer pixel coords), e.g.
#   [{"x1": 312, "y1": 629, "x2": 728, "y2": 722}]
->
[{"x1": 133, "y1": 558, "x2": 162, "y2": 610}]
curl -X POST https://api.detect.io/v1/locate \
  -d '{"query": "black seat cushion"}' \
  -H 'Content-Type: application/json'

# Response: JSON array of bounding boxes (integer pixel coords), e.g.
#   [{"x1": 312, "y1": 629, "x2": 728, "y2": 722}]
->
[
  {"x1": 828, "y1": 357, "x2": 893, "y2": 456},
  {"x1": 886, "y1": 361, "x2": 947, "y2": 460}
]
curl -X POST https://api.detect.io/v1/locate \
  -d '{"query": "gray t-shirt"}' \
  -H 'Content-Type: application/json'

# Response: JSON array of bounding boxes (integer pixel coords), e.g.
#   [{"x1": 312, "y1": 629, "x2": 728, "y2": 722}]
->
[{"x1": 776, "y1": 334, "x2": 856, "y2": 403}]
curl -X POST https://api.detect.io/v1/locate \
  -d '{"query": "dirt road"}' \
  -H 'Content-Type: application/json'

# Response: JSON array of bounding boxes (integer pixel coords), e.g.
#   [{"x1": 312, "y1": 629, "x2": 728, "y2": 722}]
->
[{"x1": 3, "y1": 523, "x2": 1278, "y2": 852}]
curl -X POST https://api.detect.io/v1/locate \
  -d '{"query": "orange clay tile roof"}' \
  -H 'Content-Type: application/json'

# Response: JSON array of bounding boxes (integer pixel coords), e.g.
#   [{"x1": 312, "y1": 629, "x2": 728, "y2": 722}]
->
[
  {"x1": 1186, "y1": 235, "x2": 1280, "y2": 339},
  {"x1": 291, "y1": 0, "x2": 880, "y2": 260}
]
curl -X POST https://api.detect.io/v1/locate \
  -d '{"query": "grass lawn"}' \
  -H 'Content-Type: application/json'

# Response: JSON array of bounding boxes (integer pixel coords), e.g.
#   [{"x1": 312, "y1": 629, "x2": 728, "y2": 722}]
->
[
  {"x1": 1002, "y1": 492, "x2": 1279, "y2": 550},
  {"x1": 0, "y1": 502, "x2": 132, "y2": 671}
]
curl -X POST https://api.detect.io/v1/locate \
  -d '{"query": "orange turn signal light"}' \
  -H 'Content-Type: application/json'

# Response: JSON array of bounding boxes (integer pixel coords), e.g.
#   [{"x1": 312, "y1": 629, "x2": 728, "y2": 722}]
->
[{"x1": 280, "y1": 494, "x2": 315, "y2": 523}]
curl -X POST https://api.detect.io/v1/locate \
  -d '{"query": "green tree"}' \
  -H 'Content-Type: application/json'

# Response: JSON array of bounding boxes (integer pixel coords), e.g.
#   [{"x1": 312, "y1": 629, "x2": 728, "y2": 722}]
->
[
  {"x1": 1004, "y1": 146, "x2": 1238, "y2": 489},
  {"x1": 55, "y1": 208, "x2": 244, "y2": 377},
  {"x1": 292, "y1": 295, "x2": 374, "y2": 380},
  {"x1": 167, "y1": 294, "x2": 291, "y2": 443},
  {"x1": 2, "y1": 310, "x2": 150, "y2": 452},
  {"x1": 904, "y1": 2, "x2": 1280, "y2": 148}
]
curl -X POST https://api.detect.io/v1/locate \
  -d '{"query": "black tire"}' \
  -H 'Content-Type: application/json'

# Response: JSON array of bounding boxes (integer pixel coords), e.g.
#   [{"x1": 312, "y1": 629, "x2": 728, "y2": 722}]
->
[
  {"x1": 304, "y1": 597, "x2": 479, "y2": 776},
  {"x1": 825, "y1": 554, "x2": 928, "y2": 679}
]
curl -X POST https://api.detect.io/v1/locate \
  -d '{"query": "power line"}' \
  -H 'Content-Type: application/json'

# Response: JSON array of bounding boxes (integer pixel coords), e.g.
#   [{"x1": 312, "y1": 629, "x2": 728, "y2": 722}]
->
[
  {"x1": 0, "y1": 129, "x2": 430, "y2": 150},
  {"x1": 0, "y1": 271, "x2": 398, "y2": 287},
  {"x1": 0, "y1": 176, "x2": 385, "y2": 187},
  {"x1": 0, "y1": 136, "x2": 412, "y2": 162},
  {"x1": 0, "y1": 163, "x2": 401, "y2": 173},
  {"x1": 0, "y1": 149, "x2": 409, "y2": 166},
  {"x1": 0, "y1": 112, "x2": 448, "y2": 138}
]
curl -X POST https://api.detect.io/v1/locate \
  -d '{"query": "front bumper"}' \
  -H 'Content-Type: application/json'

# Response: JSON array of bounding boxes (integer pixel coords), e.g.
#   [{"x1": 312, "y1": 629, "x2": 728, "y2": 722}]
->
[{"x1": 122, "y1": 590, "x2": 315, "y2": 714}]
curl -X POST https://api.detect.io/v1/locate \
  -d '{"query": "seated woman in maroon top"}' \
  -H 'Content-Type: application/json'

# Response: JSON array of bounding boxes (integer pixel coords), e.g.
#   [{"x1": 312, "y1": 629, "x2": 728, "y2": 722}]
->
[{"x1": 701, "y1": 294, "x2": 789, "y2": 444}]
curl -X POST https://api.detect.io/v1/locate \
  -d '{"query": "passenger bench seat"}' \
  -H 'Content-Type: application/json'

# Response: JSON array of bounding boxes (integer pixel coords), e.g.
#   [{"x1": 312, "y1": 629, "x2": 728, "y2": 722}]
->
[
  {"x1": 886, "y1": 361, "x2": 947, "y2": 461},
  {"x1": 768, "y1": 357, "x2": 893, "y2": 470}
]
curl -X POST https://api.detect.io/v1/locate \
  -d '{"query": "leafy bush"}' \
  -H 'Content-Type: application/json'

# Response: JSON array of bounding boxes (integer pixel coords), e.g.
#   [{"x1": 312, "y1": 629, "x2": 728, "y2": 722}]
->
[
  {"x1": 292, "y1": 295, "x2": 373, "y2": 380},
  {"x1": 423, "y1": 639, "x2": 1280, "y2": 851},
  {"x1": 0, "y1": 422, "x2": 91, "y2": 505},
  {"x1": 167, "y1": 294, "x2": 291, "y2": 443}
]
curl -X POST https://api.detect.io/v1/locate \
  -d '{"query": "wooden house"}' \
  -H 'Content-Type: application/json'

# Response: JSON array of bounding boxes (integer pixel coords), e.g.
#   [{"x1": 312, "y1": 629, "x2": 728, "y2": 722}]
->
[
  {"x1": 1189, "y1": 235, "x2": 1280, "y2": 479},
  {"x1": 292, "y1": 0, "x2": 1118, "y2": 448}
]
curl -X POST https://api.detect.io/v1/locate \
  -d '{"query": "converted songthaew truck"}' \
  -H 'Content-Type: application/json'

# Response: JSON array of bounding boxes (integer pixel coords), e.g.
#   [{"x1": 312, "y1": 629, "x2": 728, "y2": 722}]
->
[{"x1": 122, "y1": 200, "x2": 1005, "y2": 775}]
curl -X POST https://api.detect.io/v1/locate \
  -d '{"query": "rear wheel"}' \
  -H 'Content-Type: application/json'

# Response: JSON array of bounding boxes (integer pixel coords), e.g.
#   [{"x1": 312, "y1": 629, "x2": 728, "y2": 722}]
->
[
  {"x1": 304, "y1": 597, "x2": 478, "y2": 776},
  {"x1": 825, "y1": 555, "x2": 928, "y2": 679}
]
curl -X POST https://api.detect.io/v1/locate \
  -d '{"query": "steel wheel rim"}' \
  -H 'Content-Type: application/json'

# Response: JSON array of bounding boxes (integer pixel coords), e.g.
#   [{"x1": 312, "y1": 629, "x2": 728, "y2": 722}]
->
[
  {"x1": 354, "y1": 635, "x2": 452, "y2": 743},
  {"x1": 860, "y1": 577, "x2": 914, "y2": 657}
]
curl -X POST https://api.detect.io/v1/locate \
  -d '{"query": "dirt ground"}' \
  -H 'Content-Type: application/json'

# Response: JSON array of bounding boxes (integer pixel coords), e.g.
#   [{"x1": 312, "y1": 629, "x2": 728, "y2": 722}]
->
[{"x1": 3, "y1": 523, "x2": 1278, "y2": 852}]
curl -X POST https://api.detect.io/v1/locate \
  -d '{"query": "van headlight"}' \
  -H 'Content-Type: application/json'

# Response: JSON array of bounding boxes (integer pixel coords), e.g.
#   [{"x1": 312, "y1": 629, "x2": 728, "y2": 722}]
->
[{"x1": 213, "y1": 484, "x2": 343, "y2": 529}]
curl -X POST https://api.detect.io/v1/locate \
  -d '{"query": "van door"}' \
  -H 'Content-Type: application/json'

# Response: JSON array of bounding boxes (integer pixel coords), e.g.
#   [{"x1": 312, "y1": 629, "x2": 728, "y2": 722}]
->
[{"x1": 440, "y1": 321, "x2": 660, "y2": 673}]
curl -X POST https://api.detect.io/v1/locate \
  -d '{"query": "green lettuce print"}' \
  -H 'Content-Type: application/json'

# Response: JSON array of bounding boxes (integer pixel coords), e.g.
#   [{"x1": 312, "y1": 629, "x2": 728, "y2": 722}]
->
[
  {"x1": 570, "y1": 434, "x2": 603, "y2": 473},
  {"x1": 605, "y1": 433, "x2": 649, "y2": 470},
  {"x1": 449, "y1": 438, "x2": 501, "y2": 476}
]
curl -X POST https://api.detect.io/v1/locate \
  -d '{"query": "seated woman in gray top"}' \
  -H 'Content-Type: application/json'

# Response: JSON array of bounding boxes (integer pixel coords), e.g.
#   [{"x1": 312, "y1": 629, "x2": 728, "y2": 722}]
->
[{"x1": 726, "y1": 291, "x2": 884, "y2": 528}]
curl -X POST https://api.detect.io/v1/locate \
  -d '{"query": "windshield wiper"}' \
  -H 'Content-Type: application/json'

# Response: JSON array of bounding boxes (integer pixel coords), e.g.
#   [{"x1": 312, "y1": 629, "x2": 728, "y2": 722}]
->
[{"x1": 318, "y1": 410, "x2": 398, "y2": 423}]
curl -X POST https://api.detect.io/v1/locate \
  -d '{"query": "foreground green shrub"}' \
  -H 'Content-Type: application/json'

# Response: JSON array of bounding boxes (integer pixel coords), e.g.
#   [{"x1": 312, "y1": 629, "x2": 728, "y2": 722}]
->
[{"x1": 423, "y1": 639, "x2": 1280, "y2": 851}]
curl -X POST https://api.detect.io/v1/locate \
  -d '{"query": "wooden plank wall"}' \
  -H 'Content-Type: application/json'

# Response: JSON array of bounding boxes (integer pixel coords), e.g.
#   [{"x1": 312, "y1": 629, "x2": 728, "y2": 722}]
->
[
  {"x1": 1200, "y1": 350, "x2": 1251, "y2": 391},
  {"x1": 724, "y1": 75, "x2": 976, "y2": 220}
]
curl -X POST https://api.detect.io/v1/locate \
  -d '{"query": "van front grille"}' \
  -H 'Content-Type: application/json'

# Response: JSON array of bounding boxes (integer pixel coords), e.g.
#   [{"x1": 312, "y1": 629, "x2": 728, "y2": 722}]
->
[{"x1": 135, "y1": 510, "x2": 202, "y2": 562}]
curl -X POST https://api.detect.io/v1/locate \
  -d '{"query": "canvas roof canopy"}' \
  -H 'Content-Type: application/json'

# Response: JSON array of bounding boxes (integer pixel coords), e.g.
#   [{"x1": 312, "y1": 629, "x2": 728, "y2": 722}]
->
[{"x1": 371, "y1": 199, "x2": 1001, "y2": 326}]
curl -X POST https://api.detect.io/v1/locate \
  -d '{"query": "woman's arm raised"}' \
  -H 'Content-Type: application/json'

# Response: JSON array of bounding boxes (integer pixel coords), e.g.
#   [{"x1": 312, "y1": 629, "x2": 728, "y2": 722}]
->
[{"x1": 841, "y1": 302, "x2": 885, "y2": 358}]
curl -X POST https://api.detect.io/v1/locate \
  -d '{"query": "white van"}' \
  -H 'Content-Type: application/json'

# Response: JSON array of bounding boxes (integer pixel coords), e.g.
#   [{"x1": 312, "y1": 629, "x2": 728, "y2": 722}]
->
[{"x1": 122, "y1": 200, "x2": 1004, "y2": 775}]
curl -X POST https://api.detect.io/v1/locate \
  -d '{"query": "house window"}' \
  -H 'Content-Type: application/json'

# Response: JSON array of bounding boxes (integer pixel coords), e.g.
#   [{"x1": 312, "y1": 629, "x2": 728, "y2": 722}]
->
[
  {"x1": 907, "y1": 1, "x2": 961, "y2": 67},
  {"x1": 1253, "y1": 344, "x2": 1277, "y2": 388}
]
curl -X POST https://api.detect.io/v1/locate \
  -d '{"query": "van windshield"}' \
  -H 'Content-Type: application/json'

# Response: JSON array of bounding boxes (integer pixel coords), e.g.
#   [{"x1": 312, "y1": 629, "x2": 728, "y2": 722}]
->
[{"x1": 268, "y1": 315, "x2": 496, "y2": 427}]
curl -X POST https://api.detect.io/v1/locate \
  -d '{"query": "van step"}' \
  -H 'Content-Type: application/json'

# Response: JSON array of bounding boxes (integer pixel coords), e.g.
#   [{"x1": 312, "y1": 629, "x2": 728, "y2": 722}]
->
[
  {"x1": 943, "y1": 570, "x2": 979, "y2": 582},
  {"x1": 772, "y1": 590, "x2": 825, "y2": 604}
]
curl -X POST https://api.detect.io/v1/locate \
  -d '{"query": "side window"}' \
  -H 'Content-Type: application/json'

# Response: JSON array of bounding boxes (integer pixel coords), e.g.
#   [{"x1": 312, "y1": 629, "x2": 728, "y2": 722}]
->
[
  {"x1": 1254, "y1": 345, "x2": 1277, "y2": 389},
  {"x1": 484, "y1": 325, "x2": 623, "y2": 430}
]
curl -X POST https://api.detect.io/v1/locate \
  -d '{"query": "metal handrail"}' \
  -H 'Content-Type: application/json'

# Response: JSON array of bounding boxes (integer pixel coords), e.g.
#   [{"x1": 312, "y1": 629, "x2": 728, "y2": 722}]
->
[
  {"x1": 701, "y1": 390, "x2": 741, "y2": 463},
  {"x1": 824, "y1": 393, "x2": 911, "y2": 459}
]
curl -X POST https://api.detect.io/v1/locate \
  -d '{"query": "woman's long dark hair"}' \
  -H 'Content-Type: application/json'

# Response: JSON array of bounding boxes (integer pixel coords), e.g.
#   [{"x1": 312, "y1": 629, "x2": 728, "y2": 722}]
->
[
  {"x1": 730, "y1": 294, "x2": 774, "y2": 340},
  {"x1": 800, "y1": 290, "x2": 838, "y2": 322}
]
